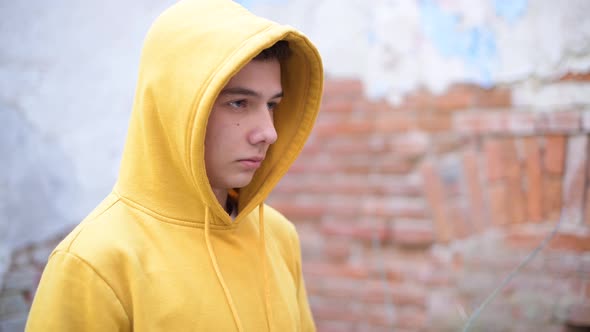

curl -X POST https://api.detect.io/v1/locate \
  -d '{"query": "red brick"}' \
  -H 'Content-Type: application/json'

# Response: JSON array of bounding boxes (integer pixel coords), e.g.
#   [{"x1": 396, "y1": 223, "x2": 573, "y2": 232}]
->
[
  {"x1": 391, "y1": 220, "x2": 435, "y2": 248},
  {"x1": 397, "y1": 88, "x2": 438, "y2": 112},
  {"x1": 398, "y1": 84, "x2": 510, "y2": 113},
  {"x1": 433, "y1": 135, "x2": 469, "y2": 154},
  {"x1": 303, "y1": 262, "x2": 370, "y2": 279},
  {"x1": 320, "y1": 98, "x2": 356, "y2": 113},
  {"x1": 373, "y1": 157, "x2": 416, "y2": 175},
  {"x1": 311, "y1": 299, "x2": 363, "y2": 323},
  {"x1": 366, "y1": 99, "x2": 398, "y2": 113},
  {"x1": 506, "y1": 177, "x2": 527, "y2": 224},
  {"x1": 287, "y1": 158, "x2": 340, "y2": 174},
  {"x1": 508, "y1": 112, "x2": 538, "y2": 135},
  {"x1": 387, "y1": 132, "x2": 430, "y2": 160},
  {"x1": 435, "y1": 85, "x2": 476, "y2": 111},
  {"x1": 561, "y1": 135, "x2": 588, "y2": 225},
  {"x1": 320, "y1": 136, "x2": 380, "y2": 154},
  {"x1": 500, "y1": 137, "x2": 527, "y2": 225},
  {"x1": 320, "y1": 219, "x2": 391, "y2": 242},
  {"x1": 374, "y1": 112, "x2": 415, "y2": 132},
  {"x1": 315, "y1": 119, "x2": 374, "y2": 138},
  {"x1": 543, "y1": 135, "x2": 566, "y2": 174},
  {"x1": 558, "y1": 71, "x2": 590, "y2": 82},
  {"x1": 472, "y1": 86, "x2": 512, "y2": 109},
  {"x1": 453, "y1": 111, "x2": 504, "y2": 135},
  {"x1": 323, "y1": 241, "x2": 351, "y2": 262},
  {"x1": 542, "y1": 175, "x2": 563, "y2": 221},
  {"x1": 488, "y1": 183, "x2": 509, "y2": 225},
  {"x1": 362, "y1": 304, "x2": 396, "y2": 327},
  {"x1": 522, "y1": 137, "x2": 543, "y2": 222},
  {"x1": 537, "y1": 111, "x2": 581, "y2": 133},
  {"x1": 485, "y1": 138, "x2": 520, "y2": 181},
  {"x1": 272, "y1": 201, "x2": 326, "y2": 220},
  {"x1": 363, "y1": 198, "x2": 429, "y2": 219},
  {"x1": 315, "y1": 321, "x2": 354, "y2": 332},
  {"x1": 415, "y1": 112, "x2": 453, "y2": 132},
  {"x1": 446, "y1": 199, "x2": 471, "y2": 238},
  {"x1": 322, "y1": 79, "x2": 364, "y2": 99},
  {"x1": 505, "y1": 231, "x2": 590, "y2": 252},
  {"x1": 463, "y1": 148, "x2": 487, "y2": 231},
  {"x1": 372, "y1": 177, "x2": 422, "y2": 198},
  {"x1": 421, "y1": 162, "x2": 452, "y2": 242},
  {"x1": 484, "y1": 138, "x2": 503, "y2": 181},
  {"x1": 274, "y1": 175, "x2": 374, "y2": 196},
  {"x1": 582, "y1": 110, "x2": 590, "y2": 131},
  {"x1": 362, "y1": 280, "x2": 427, "y2": 308},
  {"x1": 396, "y1": 309, "x2": 428, "y2": 330}
]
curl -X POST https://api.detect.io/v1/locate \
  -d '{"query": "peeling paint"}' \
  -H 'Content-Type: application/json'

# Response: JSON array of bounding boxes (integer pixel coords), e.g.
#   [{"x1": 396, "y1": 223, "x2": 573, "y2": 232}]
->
[
  {"x1": 494, "y1": 0, "x2": 528, "y2": 23},
  {"x1": 246, "y1": 0, "x2": 590, "y2": 103},
  {"x1": 419, "y1": 0, "x2": 497, "y2": 86}
]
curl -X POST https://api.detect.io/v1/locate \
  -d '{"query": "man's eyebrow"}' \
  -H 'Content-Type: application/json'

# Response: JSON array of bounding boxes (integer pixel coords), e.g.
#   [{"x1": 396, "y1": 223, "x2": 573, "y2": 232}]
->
[{"x1": 220, "y1": 87, "x2": 283, "y2": 99}]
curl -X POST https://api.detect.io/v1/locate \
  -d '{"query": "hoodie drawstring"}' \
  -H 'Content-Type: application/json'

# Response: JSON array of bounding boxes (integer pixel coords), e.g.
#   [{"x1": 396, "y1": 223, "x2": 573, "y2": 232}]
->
[
  {"x1": 258, "y1": 203, "x2": 273, "y2": 331},
  {"x1": 205, "y1": 206, "x2": 244, "y2": 332}
]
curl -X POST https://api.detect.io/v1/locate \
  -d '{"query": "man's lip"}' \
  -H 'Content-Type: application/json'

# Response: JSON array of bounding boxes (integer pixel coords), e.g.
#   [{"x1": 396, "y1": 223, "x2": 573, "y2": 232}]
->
[
  {"x1": 238, "y1": 157, "x2": 264, "y2": 170},
  {"x1": 238, "y1": 156, "x2": 264, "y2": 162}
]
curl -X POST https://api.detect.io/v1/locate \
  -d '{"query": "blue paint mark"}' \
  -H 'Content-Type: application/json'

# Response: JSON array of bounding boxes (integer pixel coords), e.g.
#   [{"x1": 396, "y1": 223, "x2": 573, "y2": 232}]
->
[
  {"x1": 367, "y1": 80, "x2": 390, "y2": 100},
  {"x1": 494, "y1": 0, "x2": 528, "y2": 23},
  {"x1": 235, "y1": 0, "x2": 252, "y2": 8},
  {"x1": 367, "y1": 30, "x2": 377, "y2": 45},
  {"x1": 419, "y1": 0, "x2": 497, "y2": 87}
]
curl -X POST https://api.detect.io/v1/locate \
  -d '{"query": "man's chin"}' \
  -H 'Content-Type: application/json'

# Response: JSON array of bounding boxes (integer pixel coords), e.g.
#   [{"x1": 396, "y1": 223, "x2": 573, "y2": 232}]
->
[{"x1": 230, "y1": 176, "x2": 255, "y2": 189}]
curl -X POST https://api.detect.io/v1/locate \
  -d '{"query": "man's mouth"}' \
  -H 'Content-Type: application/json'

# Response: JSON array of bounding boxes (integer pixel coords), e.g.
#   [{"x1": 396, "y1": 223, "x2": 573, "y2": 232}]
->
[{"x1": 238, "y1": 156, "x2": 264, "y2": 169}]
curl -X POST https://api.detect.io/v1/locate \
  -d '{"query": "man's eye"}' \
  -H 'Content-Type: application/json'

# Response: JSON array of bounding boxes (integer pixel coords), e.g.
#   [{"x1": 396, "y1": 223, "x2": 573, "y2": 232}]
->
[
  {"x1": 229, "y1": 100, "x2": 247, "y2": 108},
  {"x1": 267, "y1": 102, "x2": 278, "y2": 111}
]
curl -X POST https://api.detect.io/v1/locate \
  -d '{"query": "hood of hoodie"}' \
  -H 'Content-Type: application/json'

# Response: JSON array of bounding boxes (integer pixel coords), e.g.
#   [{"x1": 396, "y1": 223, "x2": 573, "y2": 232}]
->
[{"x1": 115, "y1": 0, "x2": 323, "y2": 227}]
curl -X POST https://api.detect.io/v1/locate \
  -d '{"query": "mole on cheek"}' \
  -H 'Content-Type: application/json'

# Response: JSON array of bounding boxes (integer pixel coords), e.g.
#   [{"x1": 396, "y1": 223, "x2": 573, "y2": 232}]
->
[{"x1": 236, "y1": 123, "x2": 240, "y2": 127}]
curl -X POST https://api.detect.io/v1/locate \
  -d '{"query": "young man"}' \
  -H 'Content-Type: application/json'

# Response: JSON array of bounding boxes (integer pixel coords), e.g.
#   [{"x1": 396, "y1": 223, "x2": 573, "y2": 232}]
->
[{"x1": 25, "y1": 0, "x2": 323, "y2": 331}]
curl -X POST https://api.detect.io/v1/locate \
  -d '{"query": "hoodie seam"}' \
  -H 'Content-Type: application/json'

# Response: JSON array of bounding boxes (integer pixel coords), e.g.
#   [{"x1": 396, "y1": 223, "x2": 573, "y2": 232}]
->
[
  {"x1": 117, "y1": 194, "x2": 239, "y2": 230},
  {"x1": 52, "y1": 250, "x2": 132, "y2": 326},
  {"x1": 65, "y1": 195, "x2": 121, "y2": 252}
]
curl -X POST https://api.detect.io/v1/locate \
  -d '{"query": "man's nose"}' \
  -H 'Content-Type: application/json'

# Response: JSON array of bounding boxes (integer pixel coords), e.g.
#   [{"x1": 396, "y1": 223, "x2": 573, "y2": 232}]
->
[{"x1": 249, "y1": 108, "x2": 278, "y2": 145}]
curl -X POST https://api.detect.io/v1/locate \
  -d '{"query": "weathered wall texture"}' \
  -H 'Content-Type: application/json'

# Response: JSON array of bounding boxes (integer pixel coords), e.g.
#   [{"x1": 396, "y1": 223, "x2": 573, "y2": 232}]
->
[
  {"x1": 243, "y1": 0, "x2": 590, "y2": 104},
  {"x1": 269, "y1": 79, "x2": 590, "y2": 331},
  {"x1": 2, "y1": 0, "x2": 590, "y2": 331},
  {"x1": 0, "y1": 0, "x2": 176, "y2": 284}
]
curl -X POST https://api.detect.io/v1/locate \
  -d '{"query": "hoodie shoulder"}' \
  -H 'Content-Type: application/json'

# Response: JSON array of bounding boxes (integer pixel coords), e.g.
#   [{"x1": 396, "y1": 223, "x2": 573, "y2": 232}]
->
[{"x1": 54, "y1": 193, "x2": 121, "y2": 254}]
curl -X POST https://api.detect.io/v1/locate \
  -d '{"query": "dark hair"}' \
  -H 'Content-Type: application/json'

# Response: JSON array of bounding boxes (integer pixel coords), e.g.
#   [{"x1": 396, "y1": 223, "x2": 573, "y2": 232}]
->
[{"x1": 253, "y1": 40, "x2": 291, "y2": 61}]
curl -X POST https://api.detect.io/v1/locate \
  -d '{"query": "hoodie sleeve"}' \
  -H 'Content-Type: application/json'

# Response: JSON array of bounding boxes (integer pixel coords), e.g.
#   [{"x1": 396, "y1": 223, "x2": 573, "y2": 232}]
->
[
  {"x1": 26, "y1": 250, "x2": 130, "y2": 332},
  {"x1": 291, "y1": 230, "x2": 316, "y2": 332}
]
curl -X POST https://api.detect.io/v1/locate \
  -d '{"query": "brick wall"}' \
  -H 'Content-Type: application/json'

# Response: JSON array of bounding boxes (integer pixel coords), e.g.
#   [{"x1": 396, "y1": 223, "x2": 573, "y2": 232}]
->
[
  {"x1": 0, "y1": 235, "x2": 61, "y2": 331},
  {"x1": 2, "y1": 79, "x2": 590, "y2": 331},
  {"x1": 268, "y1": 78, "x2": 590, "y2": 331}
]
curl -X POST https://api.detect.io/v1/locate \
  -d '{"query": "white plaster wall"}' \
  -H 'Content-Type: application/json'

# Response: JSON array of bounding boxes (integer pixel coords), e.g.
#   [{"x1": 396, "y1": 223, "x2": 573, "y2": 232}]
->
[
  {"x1": 0, "y1": 0, "x2": 176, "y2": 282},
  {"x1": 243, "y1": 0, "x2": 590, "y2": 104}
]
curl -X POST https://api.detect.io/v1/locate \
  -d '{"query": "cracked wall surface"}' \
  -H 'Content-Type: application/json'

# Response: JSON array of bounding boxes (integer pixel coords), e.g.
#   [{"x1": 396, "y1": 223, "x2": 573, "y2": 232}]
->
[
  {"x1": 242, "y1": 0, "x2": 590, "y2": 104},
  {"x1": 0, "y1": 0, "x2": 177, "y2": 285}
]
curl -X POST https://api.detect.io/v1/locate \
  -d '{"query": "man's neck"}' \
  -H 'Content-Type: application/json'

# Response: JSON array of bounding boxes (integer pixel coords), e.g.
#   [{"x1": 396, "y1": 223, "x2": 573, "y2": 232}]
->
[{"x1": 212, "y1": 188, "x2": 228, "y2": 211}]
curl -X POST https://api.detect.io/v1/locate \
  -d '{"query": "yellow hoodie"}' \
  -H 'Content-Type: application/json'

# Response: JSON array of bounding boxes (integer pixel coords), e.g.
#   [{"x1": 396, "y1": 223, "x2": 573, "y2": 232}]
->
[{"x1": 25, "y1": 0, "x2": 323, "y2": 331}]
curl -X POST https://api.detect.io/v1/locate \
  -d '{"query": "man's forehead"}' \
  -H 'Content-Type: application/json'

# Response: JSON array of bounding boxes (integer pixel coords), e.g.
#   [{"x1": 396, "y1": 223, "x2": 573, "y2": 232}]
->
[{"x1": 219, "y1": 87, "x2": 283, "y2": 99}]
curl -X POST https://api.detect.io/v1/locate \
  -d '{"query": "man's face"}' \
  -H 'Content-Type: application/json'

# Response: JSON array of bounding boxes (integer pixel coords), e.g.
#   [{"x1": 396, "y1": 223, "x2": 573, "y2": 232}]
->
[{"x1": 205, "y1": 59, "x2": 282, "y2": 195}]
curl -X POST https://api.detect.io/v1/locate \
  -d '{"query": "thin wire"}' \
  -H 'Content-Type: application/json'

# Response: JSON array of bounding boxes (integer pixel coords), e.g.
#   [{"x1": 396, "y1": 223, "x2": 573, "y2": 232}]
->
[
  {"x1": 371, "y1": 230, "x2": 396, "y2": 329},
  {"x1": 367, "y1": 133, "x2": 396, "y2": 329},
  {"x1": 461, "y1": 215, "x2": 565, "y2": 331}
]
